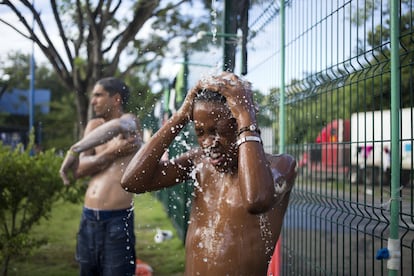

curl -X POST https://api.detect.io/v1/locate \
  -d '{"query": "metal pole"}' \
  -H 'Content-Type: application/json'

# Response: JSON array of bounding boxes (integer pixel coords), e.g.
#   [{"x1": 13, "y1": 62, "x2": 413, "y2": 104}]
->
[
  {"x1": 223, "y1": 0, "x2": 234, "y2": 72},
  {"x1": 29, "y1": 43, "x2": 35, "y2": 133},
  {"x1": 388, "y1": 0, "x2": 401, "y2": 275},
  {"x1": 279, "y1": 1, "x2": 286, "y2": 154},
  {"x1": 272, "y1": 2, "x2": 286, "y2": 275},
  {"x1": 183, "y1": 50, "x2": 189, "y2": 93},
  {"x1": 29, "y1": 0, "x2": 35, "y2": 138}
]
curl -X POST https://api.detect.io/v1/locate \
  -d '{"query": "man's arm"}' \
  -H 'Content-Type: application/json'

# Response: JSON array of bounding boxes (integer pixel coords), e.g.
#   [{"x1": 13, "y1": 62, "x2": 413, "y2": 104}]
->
[
  {"x1": 120, "y1": 112, "x2": 193, "y2": 193},
  {"x1": 59, "y1": 114, "x2": 142, "y2": 185},
  {"x1": 71, "y1": 113, "x2": 141, "y2": 153},
  {"x1": 121, "y1": 87, "x2": 199, "y2": 193}
]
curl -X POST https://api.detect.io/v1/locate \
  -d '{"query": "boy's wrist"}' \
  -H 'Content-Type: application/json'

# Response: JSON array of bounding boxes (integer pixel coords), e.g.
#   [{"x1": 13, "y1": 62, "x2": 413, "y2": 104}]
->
[
  {"x1": 237, "y1": 114, "x2": 258, "y2": 129},
  {"x1": 236, "y1": 135, "x2": 262, "y2": 147},
  {"x1": 237, "y1": 123, "x2": 261, "y2": 137}
]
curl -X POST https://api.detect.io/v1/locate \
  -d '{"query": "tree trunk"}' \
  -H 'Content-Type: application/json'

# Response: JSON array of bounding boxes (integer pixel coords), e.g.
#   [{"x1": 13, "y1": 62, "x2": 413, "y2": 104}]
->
[
  {"x1": 73, "y1": 81, "x2": 92, "y2": 139},
  {"x1": 2, "y1": 255, "x2": 10, "y2": 276}
]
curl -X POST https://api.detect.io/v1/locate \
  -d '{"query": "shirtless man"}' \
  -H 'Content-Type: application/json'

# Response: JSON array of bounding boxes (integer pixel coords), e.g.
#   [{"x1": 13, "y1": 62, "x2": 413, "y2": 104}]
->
[
  {"x1": 59, "y1": 77, "x2": 142, "y2": 276},
  {"x1": 121, "y1": 72, "x2": 296, "y2": 275}
]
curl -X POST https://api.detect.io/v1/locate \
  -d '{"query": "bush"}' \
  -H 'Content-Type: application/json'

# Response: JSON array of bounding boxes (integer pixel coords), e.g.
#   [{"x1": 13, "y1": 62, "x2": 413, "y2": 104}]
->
[{"x1": 0, "y1": 133, "x2": 79, "y2": 276}]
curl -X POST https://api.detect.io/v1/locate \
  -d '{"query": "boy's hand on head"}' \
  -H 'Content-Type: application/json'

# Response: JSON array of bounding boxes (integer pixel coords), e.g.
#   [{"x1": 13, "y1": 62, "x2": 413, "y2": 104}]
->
[
  {"x1": 177, "y1": 84, "x2": 200, "y2": 121},
  {"x1": 203, "y1": 72, "x2": 256, "y2": 120}
]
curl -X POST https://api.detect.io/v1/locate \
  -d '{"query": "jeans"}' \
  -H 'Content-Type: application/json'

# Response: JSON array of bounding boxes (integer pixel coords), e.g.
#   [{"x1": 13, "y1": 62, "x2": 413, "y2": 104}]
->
[{"x1": 76, "y1": 207, "x2": 136, "y2": 276}]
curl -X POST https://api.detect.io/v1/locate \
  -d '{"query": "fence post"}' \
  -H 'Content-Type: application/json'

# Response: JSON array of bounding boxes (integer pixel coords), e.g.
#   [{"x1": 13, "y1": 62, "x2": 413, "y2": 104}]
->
[
  {"x1": 271, "y1": 1, "x2": 286, "y2": 276},
  {"x1": 389, "y1": 0, "x2": 401, "y2": 275},
  {"x1": 223, "y1": 0, "x2": 233, "y2": 72},
  {"x1": 278, "y1": 0, "x2": 286, "y2": 155}
]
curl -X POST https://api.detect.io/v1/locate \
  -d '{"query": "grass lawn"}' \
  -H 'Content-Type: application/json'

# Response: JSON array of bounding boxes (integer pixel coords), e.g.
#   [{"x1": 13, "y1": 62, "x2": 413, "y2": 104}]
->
[{"x1": 7, "y1": 193, "x2": 185, "y2": 276}]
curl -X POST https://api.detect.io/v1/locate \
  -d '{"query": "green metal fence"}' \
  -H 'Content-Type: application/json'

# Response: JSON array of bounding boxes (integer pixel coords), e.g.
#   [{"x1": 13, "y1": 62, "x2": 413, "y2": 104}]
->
[
  {"x1": 265, "y1": 1, "x2": 413, "y2": 275},
  {"x1": 155, "y1": 0, "x2": 413, "y2": 275},
  {"x1": 153, "y1": 124, "x2": 195, "y2": 242}
]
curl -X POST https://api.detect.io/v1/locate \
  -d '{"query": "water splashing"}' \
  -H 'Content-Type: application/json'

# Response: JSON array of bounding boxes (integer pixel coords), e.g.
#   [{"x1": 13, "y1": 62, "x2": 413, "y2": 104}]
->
[
  {"x1": 190, "y1": 164, "x2": 204, "y2": 192},
  {"x1": 258, "y1": 214, "x2": 273, "y2": 255},
  {"x1": 211, "y1": 0, "x2": 218, "y2": 43}
]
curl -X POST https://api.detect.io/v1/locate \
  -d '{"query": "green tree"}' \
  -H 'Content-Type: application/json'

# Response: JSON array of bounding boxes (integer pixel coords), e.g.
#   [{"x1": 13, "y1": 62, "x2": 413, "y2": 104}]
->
[
  {"x1": 0, "y1": 51, "x2": 162, "y2": 150},
  {"x1": 271, "y1": 1, "x2": 414, "y2": 145},
  {"x1": 0, "y1": 0, "x2": 214, "y2": 138},
  {"x1": 0, "y1": 52, "x2": 76, "y2": 150},
  {"x1": 346, "y1": 0, "x2": 413, "y2": 110},
  {"x1": 0, "y1": 0, "x2": 279, "y2": 139},
  {"x1": 0, "y1": 132, "x2": 75, "y2": 276}
]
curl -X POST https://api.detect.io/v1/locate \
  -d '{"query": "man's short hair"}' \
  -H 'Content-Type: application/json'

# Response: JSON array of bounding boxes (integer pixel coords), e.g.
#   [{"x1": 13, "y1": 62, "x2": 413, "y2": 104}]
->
[{"x1": 97, "y1": 77, "x2": 130, "y2": 108}]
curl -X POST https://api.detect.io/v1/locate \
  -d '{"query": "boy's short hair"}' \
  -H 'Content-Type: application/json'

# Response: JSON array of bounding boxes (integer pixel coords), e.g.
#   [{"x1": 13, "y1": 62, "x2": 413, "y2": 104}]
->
[
  {"x1": 97, "y1": 77, "x2": 130, "y2": 108},
  {"x1": 194, "y1": 89, "x2": 226, "y2": 104}
]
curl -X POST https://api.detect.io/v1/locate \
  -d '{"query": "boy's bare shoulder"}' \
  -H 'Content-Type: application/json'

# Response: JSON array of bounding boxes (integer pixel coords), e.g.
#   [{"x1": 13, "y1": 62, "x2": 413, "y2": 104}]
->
[
  {"x1": 266, "y1": 153, "x2": 295, "y2": 167},
  {"x1": 266, "y1": 153, "x2": 297, "y2": 183}
]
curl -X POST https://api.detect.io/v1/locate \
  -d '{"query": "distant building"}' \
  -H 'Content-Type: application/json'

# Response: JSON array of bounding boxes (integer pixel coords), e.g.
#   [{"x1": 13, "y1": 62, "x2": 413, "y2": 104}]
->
[
  {"x1": 0, "y1": 88, "x2": 50, "y2": 148},
  {"x1": 0, "y1": 88, "x2": 50, "y2": 115}
]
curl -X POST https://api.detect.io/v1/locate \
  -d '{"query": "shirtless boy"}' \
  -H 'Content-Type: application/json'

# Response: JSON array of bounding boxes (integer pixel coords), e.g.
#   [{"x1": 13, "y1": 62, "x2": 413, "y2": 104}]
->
[
  {"x1": 121, "y1": 72, "x2": 296, "y2": 275},
  {"x1": 59, "y1": 77, "x2": 142, "y2": 276}
]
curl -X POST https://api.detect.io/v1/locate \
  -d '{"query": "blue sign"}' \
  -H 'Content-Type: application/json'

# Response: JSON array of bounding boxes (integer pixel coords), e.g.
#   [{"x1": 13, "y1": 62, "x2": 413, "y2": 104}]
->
[{"x1": 0, "y1": 88, "x2": 51, "y2": 115}]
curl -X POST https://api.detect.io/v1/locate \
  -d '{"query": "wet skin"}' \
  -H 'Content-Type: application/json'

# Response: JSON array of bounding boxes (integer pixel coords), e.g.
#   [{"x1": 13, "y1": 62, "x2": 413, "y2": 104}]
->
[
  {"x1": 82, "y1": 84, "x2": 138, "y2": 210},
  {"x1": 60, "y1": 83, "x2": 142, "y2": 210},
  {"x1": 186, "y1": 101, "x2": 293, "y2": 275},
  {"x1": 121, "y1": 72, "x2": 296, "y2": 275}
]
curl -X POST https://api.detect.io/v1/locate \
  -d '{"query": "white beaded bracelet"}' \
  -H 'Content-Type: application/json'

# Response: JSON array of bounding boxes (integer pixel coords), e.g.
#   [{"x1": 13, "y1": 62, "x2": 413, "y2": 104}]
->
[{"x1": 236, "y1": 135, "x2": 262, "y2": 147}]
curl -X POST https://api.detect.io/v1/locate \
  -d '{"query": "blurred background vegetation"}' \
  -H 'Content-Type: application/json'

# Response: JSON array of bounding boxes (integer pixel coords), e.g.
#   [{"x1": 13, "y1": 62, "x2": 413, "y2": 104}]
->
[{"x1": 6, "y1": 192, "x2": 185, "y2": 276}]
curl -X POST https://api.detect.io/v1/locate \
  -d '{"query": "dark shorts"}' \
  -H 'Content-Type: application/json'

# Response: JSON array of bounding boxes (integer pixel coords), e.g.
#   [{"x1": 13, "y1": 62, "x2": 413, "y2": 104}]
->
[{"x1": 76, "y1": 207, "x2": 136, "y2": 276}]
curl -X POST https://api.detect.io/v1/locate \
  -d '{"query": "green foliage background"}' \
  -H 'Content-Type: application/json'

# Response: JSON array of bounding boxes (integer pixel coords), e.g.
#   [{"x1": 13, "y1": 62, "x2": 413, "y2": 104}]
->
[
  {"x1": 0, "y1": 133, "x2": 85, "y2": 275},
  {"x1": 6, "y1": 193, "x2": 185, "y2": 276}
]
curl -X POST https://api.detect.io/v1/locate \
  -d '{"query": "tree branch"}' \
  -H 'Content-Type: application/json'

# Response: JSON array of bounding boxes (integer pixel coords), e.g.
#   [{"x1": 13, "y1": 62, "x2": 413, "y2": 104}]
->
[
  {"x1": 73, "y1": 0, "x2": 85, "y2": 56},
  {"x1": 153, "y1": 0, "x2": 188, "y2": 17},
  {"x1": 103, "y1": 31, "x2": 125, "y2": 54},
  {"x1": 120, "y1": 56, "x2": 158, "y2": 78},
  {"x1": 108, "y1": 0, "x2": 122, "y2": 17},
  {"x1": 2, "y1": 1, "x2": 72, "y2": 85},
  {"x1": 85, "y1": 0, "x2": 103, "y2": 82},
  {"x1": 0, "y1": 18, "x2": 31, "y2": 39},
  {"x1": 51, "y1": 0, "x2": 74, "y2": 67},
  {"x1": 107, "y1": 0, "x2": 159, "y2": 73},
  {"x1": 21, "y1": 0, "x2": 70, "y2": 72}
]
